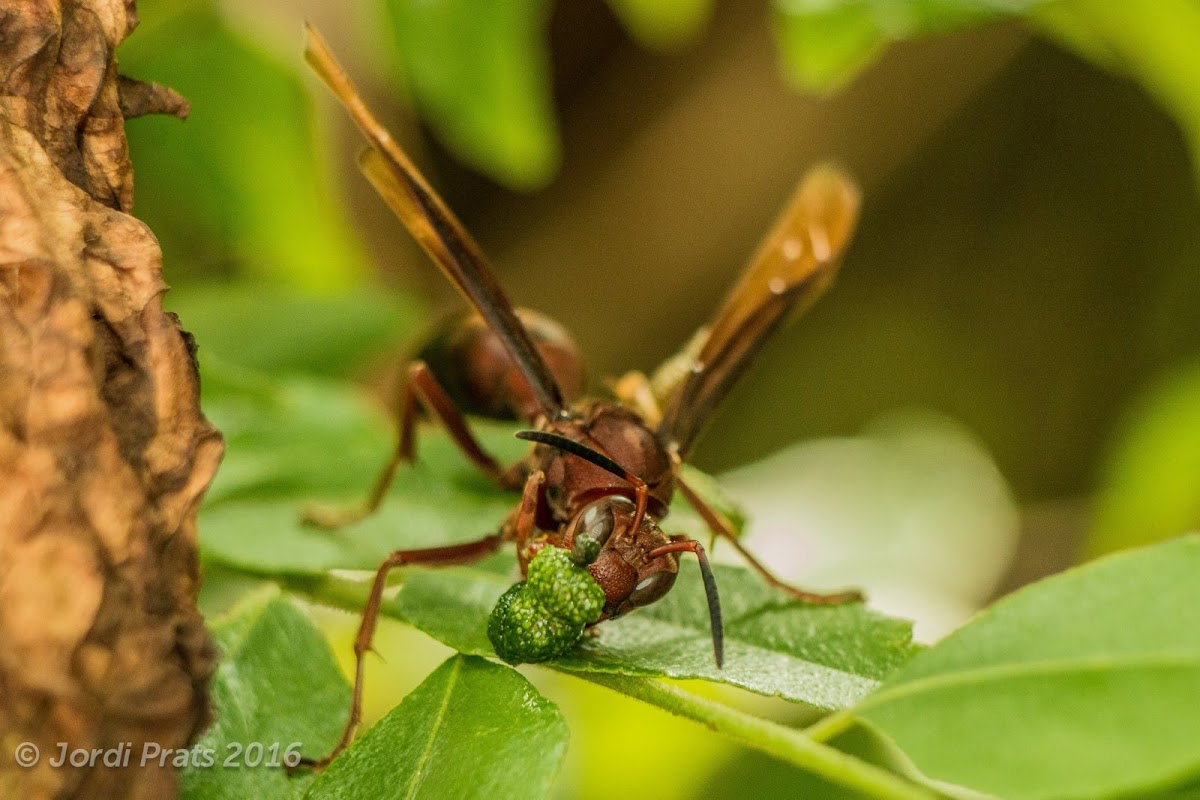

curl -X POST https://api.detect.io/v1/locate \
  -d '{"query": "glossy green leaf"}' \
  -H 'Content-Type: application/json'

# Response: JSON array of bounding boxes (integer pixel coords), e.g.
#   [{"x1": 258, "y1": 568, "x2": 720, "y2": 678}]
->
[
  {"x1": 121, "y1": 1, "x2": 367, "y2": 289},
  {"x1": 383, "y1": 0, "x2": 560, "y2": 190},
  {"x1": 195, "y1": 368, "x2": 917, "y2": 708},
  {"x1": 197, "y1": 366, "x2": 719, "y2": 572},
  {"x1": 167, "y1": 282, "x2": 424, "y2": 379},
  {"x1": 605, "y1": 0, "x2": 715, "y2": 49},
  {"x1": 378, "y1": 561, "x2": 916, "y2": 710},
  {"x1": 196, "y1": 354, "x2": 499, "y2": 498},
  {"x1": 197, "y1": 369, "x2": 524, "y2": 573},
  {"x1": 848, "y1": 535, "x2": 1200, "y2": 800},
  {"x1": 182, "y1": 588, "x2": 350, "y2": 799},
  {"x1": 1086, "y1": 361, "x2": 1200, "y2": 559},
  {"x1": 305, "y1": 655, "x2": 568, "y2": 800}
]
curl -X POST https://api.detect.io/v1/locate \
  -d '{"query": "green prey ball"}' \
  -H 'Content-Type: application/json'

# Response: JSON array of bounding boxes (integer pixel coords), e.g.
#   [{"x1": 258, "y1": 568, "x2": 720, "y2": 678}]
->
[{"x1": 488, "y1": 546, "x2": 606, "y2": 665}]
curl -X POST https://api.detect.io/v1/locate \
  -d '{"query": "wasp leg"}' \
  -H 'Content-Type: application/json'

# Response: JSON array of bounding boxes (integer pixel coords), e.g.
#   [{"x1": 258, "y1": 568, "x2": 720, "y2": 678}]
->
[
  {"x1": 509, "y1": 469, "x2": 545, "y2": 554},
  {"x1": 301, "y1": 530, "x2": 509, "y2": 771},
  {"x1": 673, "y1": 469, "x2": 863, "y2": 606},
  {"x1": 303, "y1": 471, "x2": 544, "y2": 771},
  {"x1": 302, "y1": 360, "x2": 525, "y2": 529}
]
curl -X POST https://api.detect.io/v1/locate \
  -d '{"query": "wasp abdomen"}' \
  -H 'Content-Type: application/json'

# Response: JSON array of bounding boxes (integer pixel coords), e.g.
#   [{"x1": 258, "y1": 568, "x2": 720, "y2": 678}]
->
[{"x1": 419, "y1": 308, "x2": 585, "y2": 422}]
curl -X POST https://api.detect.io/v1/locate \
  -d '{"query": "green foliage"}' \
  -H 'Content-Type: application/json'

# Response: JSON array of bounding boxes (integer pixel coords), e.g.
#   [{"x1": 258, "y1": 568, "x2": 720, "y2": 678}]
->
[
  {"x1": 359, "y1": 0, "x2": 1200, "y2": 190},
  {"x1": 770, "y1": 0, "x2": 1019, "y2": 92},
  {"x1": 197, "y1": 370, "x2": 523, "y2": 571},
  {"x1": 305, "y1": 656, "x2": 568, "y2": 799},
  {"x1": 119, "y1": 0, "x2": 1200, "y2": 264},
  {"x1": 181, "y1": 588, "x2": 348, "y2": 799},
  {"x1": 166, "y1": 283, "x2": 423, "y2": 380},
  {"x1": 769, "y1": 0, "x2": 1200, "y2": 186},
  {"x1": 1030, "y1": 0, "x2": 1200, "y2": 186},
  {"x1": 120, "y1": 0, "x2": 367, "y2": 289},
  {"x1": 386, "y1": 563, "x2": 914, "y2": 709},
  {"x1": 1087, "y1": 361, "x2": 1200, "y2": 558},
  {"x1": 604, "y1": 0, "x2": 716, "y2": 49},
  {"x1": 181, "y1": 278, "x2": 1200, "y2": 797},
  {"x1": 383, "y1": 0, "x2": 560, "y2": 190},
  {"x1": 193, "y1": 346, "x2": 917, "y2": 705},
  {"x1": 841, "y1": 535, "x2": 1200, "y2": 799}
]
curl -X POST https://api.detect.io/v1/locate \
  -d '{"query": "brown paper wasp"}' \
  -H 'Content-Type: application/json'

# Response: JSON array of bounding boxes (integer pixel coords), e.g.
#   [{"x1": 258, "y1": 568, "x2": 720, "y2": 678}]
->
[{"x1": 301, "y1": 24, "x2": 863, "y2": 766}]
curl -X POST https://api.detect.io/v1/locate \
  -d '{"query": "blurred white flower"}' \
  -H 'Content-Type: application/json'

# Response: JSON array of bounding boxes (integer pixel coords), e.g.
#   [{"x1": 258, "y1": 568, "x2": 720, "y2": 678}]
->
[{"x1": 718, "y1": 409, "x2": 1019, "y2": 642}]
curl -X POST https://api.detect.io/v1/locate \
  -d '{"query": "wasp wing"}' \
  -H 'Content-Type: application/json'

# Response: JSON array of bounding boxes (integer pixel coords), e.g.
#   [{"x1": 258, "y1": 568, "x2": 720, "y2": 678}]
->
[
  {"x1": 304, "y1": 24, "x2": 564, "y2": 417},
  {"x1": 657, "y1": 165, "x2": 861, "y2": 455}
]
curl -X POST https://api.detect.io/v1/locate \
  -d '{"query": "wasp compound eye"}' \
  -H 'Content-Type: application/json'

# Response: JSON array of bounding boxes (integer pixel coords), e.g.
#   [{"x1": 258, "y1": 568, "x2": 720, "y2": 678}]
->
[
  {"x1": 574, "y1": 494, "x2": 634, "y2": 551},
  {"x1": 487, "y1": 546, "x2": 606, "y2": 664},
  {"x1": 627, "y1": 570, "x2": 676, "y2": 608}
]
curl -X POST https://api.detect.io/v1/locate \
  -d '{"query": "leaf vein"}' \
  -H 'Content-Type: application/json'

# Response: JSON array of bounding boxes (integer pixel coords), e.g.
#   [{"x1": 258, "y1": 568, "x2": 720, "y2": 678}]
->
[
  {"x1": 856, "y1": 650, "x2": 1200, "y2": 713},
  {"x1": 404, "y1": 655, "x2": 463, "y2": 799}
]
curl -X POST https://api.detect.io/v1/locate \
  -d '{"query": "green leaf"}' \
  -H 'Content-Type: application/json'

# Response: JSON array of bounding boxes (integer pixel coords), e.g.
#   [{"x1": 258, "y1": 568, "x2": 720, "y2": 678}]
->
[
  {"x1": 377, "y1": 561, "x2": 917, "y2": 710},
  {"x1": 200, "y1": 370, "x2": 399, "y2": 505},
  {"x1": 845, "y1": 535, "x2": 1200, "y2": 800},
  {"x1": 1030, "y1": 0, "x2": 1200, "y2": 187},
  {"x1": 197, "y1": 371, "x2": 525, "y2": 573},
  {"x1": 167, "y1": 282, "x2": 424, "y2": 379},
  {"x1": 699, "y1": 723, "x2": 917, "y2": 800},
  {"x1": 1086, "y1": 360, "x2": 1200, "y2": 559},
  {"x1": 197, "y1": 366, "x2": 711, "y2": 575},
  {"x1": 770, "y1": 0, "x2": 1023, "y2": 93},
  {"x1": 605, "y1": 0, "x2": 716, "y2": 49},
  {"x1": 201, "y1": 493, "x2": 517, "y2": 577},
  {"x1": 195, "y1": 357, "x2": 526, "y2": 503},
  {"x1": 304, "y1": 655, "x2": 568, "y2": 800},
  {"x1": 383, "y1": 0, "x2": 560, "y2": 190},
  {"x1": 182, "y1": 587, "x2": 350, "y2": 799},
  {"x1": 195, "y1": 368, "x2": 917, "y2": 708},
  {"x1": 769, "y1": 0, "x2": 1200, "y2": 189},
  {"x1": 771, "y1": 1, "x2": 887, "y2": 94},
  {"x1": 121, "y1": 1, "x2": 367, "y2": 289}
]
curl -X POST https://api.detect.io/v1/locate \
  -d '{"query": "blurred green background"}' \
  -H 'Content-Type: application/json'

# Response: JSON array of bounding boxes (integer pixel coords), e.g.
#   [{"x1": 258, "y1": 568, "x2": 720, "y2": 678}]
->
[{"x1": 118, "y1": 0, "x2": 1200, "y2": 797}]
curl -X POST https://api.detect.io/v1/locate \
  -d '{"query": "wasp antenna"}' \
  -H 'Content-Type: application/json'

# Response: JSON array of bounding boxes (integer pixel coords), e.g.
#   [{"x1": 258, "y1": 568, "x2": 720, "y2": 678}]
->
[
  {"x1": 646, "y1": 539, "x2": 724, "y2": 668},
  {"x1": 518, "y1": 429, "x2": 654, "y2": 549},
  {"x1": 695, "y1": 543, "x2": 724, "y2": 668},
  {"x1": 515, "y1": 430, "x2": 640, "y2": 486}
]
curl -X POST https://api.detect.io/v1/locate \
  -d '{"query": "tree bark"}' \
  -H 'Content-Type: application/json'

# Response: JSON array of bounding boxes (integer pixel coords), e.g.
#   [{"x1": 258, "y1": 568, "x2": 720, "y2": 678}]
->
[{"x1": 1, "y1": 2, "x2": 220, "y2": 797}]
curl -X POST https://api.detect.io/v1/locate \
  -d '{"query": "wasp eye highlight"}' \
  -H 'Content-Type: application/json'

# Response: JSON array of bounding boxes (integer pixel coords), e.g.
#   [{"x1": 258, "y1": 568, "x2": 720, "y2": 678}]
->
[
  {"x1": 628, "y1": 570, "x2": 676, "y2": 607},
  {"x1": 577, "y1": 495, "x2": 634, "y2": 548}
]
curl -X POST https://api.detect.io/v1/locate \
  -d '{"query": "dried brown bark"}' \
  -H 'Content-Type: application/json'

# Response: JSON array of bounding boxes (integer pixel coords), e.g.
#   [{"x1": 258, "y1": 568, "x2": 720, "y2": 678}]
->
[{"x1": 0, "y1": 2, "x2": 221, "y2": 798}]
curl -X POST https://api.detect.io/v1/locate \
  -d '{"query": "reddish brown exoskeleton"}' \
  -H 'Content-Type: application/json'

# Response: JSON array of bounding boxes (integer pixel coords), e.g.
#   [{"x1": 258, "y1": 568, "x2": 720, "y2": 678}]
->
[
  {"x1": 302, "y1": 24, "x2": 863, "y2": 767},
  {"x1": 417, "y1": 308, "x2": 586, "y2": 422}
]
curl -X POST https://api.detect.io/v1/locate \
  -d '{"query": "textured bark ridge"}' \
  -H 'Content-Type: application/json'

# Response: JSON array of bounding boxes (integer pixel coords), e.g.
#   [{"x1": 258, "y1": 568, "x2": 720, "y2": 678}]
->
[{"x1": 0, "y1": 2, "x2": 221, "y2": 798}]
